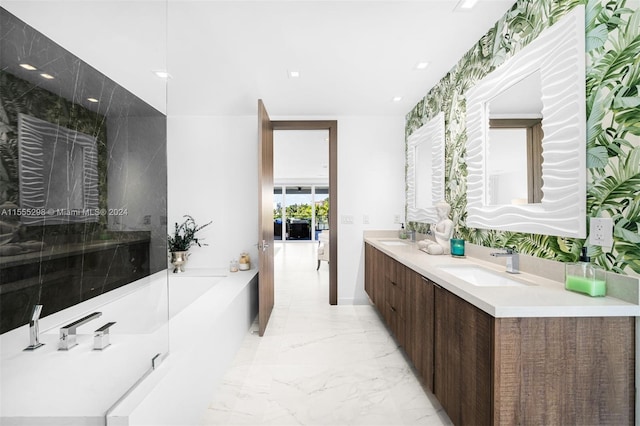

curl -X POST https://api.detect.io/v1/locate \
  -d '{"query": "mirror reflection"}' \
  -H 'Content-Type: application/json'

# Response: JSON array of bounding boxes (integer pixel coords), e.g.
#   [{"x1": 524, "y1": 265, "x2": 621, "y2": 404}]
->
[
  {"x1": 486, "y1": 70, "x2": 543, "y2": 205},
  {"x1": 0, "y1": 8, "x2": 167, "y2": 333},
  {"x1": 406, "y1": 112, "x2": 445, "y2": 224},
  {"x1": 17, "y1": 113, "x2": 99, "y2": 224}
]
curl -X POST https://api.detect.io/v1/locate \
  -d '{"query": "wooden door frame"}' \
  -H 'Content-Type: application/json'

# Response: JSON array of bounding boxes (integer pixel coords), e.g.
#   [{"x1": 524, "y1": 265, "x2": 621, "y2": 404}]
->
[{"x1": 271, "y1": 120, "x2": 338, "y2": 305}]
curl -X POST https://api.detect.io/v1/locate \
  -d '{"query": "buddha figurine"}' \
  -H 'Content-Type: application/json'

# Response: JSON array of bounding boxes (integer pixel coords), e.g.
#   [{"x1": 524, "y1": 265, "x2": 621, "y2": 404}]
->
[{"x1": 418, "y1": 201, "x2": 454, "y2": 255}]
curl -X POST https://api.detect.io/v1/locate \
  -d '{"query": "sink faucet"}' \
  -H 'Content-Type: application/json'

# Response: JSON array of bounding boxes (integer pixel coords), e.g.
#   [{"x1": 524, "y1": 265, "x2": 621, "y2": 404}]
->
[
  {"x1": 490, "y1": 248, "x2": 520, "y2": 274},
  {"x1": 59, "y1": 312, "x2": 102, "y2": 350}
]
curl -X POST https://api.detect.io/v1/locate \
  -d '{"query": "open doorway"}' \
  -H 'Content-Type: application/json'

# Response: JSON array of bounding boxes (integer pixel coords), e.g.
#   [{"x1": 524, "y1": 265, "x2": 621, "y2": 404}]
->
[
  {"x1": 272, "y1": 121, "x2": 337, "y2": 305},
  {"x1": 273, "y1": 130, "x2": 330, "y2": 292}
]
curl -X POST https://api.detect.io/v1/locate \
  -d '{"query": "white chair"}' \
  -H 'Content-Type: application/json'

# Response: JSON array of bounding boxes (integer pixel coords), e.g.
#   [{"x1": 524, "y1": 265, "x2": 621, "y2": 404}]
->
[{"x1": 317, "y1": 230, "x2": 329, "y2": 270}]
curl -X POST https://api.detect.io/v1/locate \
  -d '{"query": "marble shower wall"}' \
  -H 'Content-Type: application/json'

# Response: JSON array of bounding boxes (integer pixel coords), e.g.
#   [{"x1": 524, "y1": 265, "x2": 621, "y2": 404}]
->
[{"x1": 0, "y1": 8, "x2": 168, "y2": 333}]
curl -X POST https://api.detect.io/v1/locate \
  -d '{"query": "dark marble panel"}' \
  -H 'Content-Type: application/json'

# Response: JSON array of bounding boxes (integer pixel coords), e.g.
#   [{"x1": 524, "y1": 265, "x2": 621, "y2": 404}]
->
[{"x1": 0, "y1": 8, "x2": 167, "y2": 333}]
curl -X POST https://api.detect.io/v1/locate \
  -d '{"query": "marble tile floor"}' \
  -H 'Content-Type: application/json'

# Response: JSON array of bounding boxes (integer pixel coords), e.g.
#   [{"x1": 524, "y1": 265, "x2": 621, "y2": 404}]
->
[{"x1": 201, "y1": 242, "x2": 452, "y2": 426}]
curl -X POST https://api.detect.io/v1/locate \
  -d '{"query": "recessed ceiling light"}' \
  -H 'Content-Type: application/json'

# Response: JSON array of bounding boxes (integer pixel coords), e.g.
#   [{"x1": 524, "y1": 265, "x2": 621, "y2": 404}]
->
[
  {"x1": 288, "y1": 70, "x2": 300, "y2": 78},
  {"x1": 87, "y1": 97, "x2": 99, "y2": 103},
  {"x1": 392, "y1": 96, "x2": 403, "y2": 102},
  {"x1": 19, "y1": 63, "x2": 37, "y2": 71},
  {"x1": 415, "y1": 61, "x2": 429, "y2": 70},
  {"x1": 40, "y1": 73, "x2": 54, "y2": 80},
  {"x1": 455, "y1": 0, "x2": 479, "y2": 10},
  {"x1": 153, "y1": 70, "x2": 172, "y2": 79}
]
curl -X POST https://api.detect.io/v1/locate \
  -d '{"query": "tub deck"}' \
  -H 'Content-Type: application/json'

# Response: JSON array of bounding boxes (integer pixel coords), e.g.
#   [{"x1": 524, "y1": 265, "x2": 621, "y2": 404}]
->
[{"x1": 0, "y1": 268, "x2": 258, "y2": 426}]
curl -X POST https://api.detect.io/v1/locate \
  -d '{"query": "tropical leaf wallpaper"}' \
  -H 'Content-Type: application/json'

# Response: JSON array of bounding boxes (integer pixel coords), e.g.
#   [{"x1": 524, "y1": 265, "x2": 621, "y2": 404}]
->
[{"x1": 406, "y1": 0, "x2": 640, "y2": 277}]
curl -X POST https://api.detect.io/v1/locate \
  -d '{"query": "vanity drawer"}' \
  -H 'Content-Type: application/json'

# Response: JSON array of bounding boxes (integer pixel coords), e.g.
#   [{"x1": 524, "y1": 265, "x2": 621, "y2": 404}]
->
[{"x1": 386, "y1": 279, "x2": 405, "y2": 318}]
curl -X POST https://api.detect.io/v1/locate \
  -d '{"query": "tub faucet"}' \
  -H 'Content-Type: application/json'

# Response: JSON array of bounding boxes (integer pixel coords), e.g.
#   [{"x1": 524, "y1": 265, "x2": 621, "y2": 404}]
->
[
  {"x1": 24, "y1": 304, "x2": 44, "y2": 351},
  {"x1": 490, "y1": 248, "x2": 520, "y2": 274},
  {"x1": 59, "y1": 312, "x2": 102, "y2": 350}
]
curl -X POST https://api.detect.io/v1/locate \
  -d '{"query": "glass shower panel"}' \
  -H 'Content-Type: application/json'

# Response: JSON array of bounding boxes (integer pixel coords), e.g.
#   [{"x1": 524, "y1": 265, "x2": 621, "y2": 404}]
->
[{"x1": 0, "y1": 2, "x2": 169, "y2": 423}]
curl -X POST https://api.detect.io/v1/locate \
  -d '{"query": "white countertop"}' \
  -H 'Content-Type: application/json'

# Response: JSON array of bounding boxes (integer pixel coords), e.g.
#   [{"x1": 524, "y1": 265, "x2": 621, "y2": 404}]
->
[{"x1": 365, "y1": 236, "x2": 640, "y2": 318}]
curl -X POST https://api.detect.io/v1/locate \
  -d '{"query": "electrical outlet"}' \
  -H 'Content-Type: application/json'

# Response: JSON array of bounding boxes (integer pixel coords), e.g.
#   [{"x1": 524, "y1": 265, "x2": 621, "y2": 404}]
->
[
  {"x1": 394, "y1": 215, "x2": 401, "y2": 224},
  {"x1": 589, "y1": 217, "x2": 614, "y2": 246},
  {"x1": 363, "y1": 214, "x2": 370, "y2": 224}
]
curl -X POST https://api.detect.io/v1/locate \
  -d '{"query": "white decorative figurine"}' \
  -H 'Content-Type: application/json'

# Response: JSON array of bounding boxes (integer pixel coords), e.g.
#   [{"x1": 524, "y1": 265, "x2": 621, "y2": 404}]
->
[{"x1": 418, "y1": 201, "x2": 454, "y2": 255}]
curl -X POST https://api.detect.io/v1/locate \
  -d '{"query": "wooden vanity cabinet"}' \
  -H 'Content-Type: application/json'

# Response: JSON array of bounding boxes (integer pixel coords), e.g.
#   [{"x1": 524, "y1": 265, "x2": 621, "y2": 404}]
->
[
  {"x1": 364, "y1": 244, "x2": 435, "y2": 388},
  {"x1": 364, "y1": 244, "x2": 409, "y2": 353},
  {"x1": 434, "y1": 283, "x2": 492, "y2": 425},
  {"x1": 385, "y1": 259, "x2": 406, "y2": 347},
  {"x1": 364, "y1": 243, "x2": 635, "y2": 426},
  {"x1": 407, "y1": 268, "x2": 435, "y2": 391},
  {"x1": 364, "y1": 243, "x2": 385, "y2": 311}
]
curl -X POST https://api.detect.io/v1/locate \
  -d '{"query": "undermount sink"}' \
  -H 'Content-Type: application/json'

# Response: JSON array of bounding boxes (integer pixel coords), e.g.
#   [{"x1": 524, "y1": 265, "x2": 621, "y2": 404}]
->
[
  {"x1": 437, "y1": 264, "x2": 533, "y2": 287},
  {"x1": 379, "y1": 240, "x2": 409, "y2": 246}
]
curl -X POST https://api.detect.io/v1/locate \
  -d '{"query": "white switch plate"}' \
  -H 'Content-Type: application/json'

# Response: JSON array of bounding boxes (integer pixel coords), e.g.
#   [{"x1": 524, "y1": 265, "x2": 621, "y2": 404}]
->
[
  {"x1": 589, "y1": 217, "x2": 614, "y2": 246},
  {"x1": 341, "y1": 215, "x2": 354, "y2": 225}
]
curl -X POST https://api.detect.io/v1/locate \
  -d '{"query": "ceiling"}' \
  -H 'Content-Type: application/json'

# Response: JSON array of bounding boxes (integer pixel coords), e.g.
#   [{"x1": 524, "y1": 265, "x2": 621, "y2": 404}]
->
[
  {"x1": 2, "y1": 0, "x2": 516, "y2": 117},
  {"x1": 167, "y1": 0, "x2": 516, "y2": 116}
]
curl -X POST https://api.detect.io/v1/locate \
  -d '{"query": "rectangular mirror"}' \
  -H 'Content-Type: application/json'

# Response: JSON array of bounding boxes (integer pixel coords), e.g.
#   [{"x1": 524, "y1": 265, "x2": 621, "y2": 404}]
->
[
  {"x1": 407, "y1": 112, "x2": 445, "y2": 224},
  {"x1": 465, "y1": 5, "x2": 586, "y2": 238}
]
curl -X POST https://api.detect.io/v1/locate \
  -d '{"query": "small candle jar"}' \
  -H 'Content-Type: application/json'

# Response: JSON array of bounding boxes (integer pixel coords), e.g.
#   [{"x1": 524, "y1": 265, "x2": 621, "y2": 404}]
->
[
  {"x1": 450, "y1": 238, "x2": 465, "y2": 257},
  {"x1": 239, "y1": 253, "x2": 251, "y2": 270},
  {"x1": 229, "y1": 260, "x2": 239, "y2": 273}
]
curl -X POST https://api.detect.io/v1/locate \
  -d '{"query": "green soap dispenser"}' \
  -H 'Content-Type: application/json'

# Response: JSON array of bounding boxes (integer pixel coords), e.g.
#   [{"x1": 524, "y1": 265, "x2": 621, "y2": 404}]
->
[
  {"x1": 565, "y1": 247, "x2": 606, "y2": 297},
  {"x1": 399, "y1": 223, "x2": 408, "y2": 239}
]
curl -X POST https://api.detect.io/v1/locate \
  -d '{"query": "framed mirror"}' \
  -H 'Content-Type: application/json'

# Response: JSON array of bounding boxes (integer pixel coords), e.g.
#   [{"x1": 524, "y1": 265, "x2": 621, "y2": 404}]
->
[
  {"x1": 407, "y1": 112, "x2": 445, "y2": 224},
  {"x1": 465, "y1": 5, "x2": 586, "y2": 238}
]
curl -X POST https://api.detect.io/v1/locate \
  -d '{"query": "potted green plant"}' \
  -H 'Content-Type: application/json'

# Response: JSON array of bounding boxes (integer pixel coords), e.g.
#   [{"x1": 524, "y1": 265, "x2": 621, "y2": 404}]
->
[{"x1": 167, "y1": 215, "x2": 212, "y2": 273}]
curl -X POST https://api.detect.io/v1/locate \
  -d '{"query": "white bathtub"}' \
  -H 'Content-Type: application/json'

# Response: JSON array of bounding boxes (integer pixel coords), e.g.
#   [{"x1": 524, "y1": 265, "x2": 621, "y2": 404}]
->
[{"x1": 0, "y1": 268, "x2": 258, "y2": 426}]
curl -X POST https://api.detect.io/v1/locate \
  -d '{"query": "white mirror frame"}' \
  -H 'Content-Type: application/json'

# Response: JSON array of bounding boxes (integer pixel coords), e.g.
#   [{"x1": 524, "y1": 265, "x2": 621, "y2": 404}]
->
[
  {"x1": 407, "y1": 112, "x2": 445, "y2": 224},
  {"x1": 465, "y1": 5, "x2": 586, "y2": 238}
]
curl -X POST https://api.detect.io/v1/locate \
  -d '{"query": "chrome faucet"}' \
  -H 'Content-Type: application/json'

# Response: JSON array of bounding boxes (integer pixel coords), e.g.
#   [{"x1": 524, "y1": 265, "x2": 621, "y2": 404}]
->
[
  {"x1": 24, "y1": 304, "x2": 45, "y2": 351},
  {"x1": 490, "y1": 248, "x2": 520, "y2": 274},
  {"x1": 59, "y1": 312, "x2": 102, "y2": 350}
]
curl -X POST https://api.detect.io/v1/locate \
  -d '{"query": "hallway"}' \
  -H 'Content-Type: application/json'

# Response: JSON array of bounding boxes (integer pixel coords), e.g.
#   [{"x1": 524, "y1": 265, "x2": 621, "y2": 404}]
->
[{"x1": 201, "y1": 242, "x2": 451, "y2": 425}]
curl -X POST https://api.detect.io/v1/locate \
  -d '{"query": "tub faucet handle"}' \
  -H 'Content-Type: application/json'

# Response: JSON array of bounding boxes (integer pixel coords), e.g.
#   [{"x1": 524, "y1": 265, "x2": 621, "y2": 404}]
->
[
  {"x1": 93, "y1": 322, "x2": 116, "y2": 351},
  {"x1": 59, "y1": 312, "x2": 102, "y2": 350},
  {"x1": 24, "y1": 304, "x2": 45, "y2": 351}
]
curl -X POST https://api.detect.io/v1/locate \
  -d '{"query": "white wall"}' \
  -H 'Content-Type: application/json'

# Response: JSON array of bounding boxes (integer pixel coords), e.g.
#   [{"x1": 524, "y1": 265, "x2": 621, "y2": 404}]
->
[
  {"x1": 168, "y1": 114, "x2": 405, "y2": 304},
  {"x1": 167, "y1": 116, "x2": 259, "y2": 270},
  {"x1": 334, "y1": 116, "x2": 405, "y2": 304}
]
